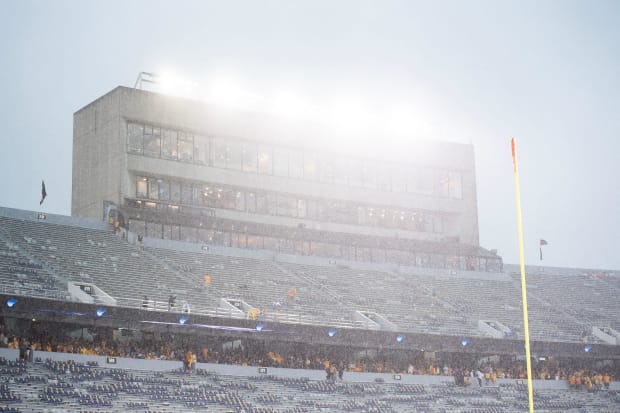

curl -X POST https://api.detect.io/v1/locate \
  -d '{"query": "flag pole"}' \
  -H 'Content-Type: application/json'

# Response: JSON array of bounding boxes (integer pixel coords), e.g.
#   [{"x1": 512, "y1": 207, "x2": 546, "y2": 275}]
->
[{"x1": 511, "y1": 138, "x2": 535, "y2": 413}]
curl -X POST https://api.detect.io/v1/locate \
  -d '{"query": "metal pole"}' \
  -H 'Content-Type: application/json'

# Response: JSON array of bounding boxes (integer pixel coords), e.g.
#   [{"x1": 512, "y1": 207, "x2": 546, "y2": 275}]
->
[{"x1": 511, "y1": 138, "x2": 535, "y2": 413}]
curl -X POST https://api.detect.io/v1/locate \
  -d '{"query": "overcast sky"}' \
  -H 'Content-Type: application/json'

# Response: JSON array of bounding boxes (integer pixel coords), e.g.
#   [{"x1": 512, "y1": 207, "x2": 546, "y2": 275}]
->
[{"x1": 1, "y1": 0, "x2": 619, "y2": 270}]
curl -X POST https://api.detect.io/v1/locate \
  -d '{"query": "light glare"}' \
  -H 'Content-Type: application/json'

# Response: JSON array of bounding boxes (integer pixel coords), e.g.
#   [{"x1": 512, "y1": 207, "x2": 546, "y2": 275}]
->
[
  {"x1": 272, "y1": 91, "x2": 316, "y2": 119},
  {"x1": 208, "y1": 77, "x2": 263, "y2": 109},
  {"x1": 386, "y1": 104, "x2": 432, "y2": 138},
  {"x1": 158, "y1": 72, "x2": 198, "y2": 97},
  {"x1": 329, "y1": 99, "x2": 367, "y2": 133}
]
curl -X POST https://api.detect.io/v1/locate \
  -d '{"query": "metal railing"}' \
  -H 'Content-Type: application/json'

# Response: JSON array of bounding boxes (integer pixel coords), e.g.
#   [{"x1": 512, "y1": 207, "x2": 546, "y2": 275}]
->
[
  {"x1": 0, "y1": 285, "x2": 68, "y2": 301},
  {"x1": 112, "y1": 296, "x2": 373, "y2": 330}
]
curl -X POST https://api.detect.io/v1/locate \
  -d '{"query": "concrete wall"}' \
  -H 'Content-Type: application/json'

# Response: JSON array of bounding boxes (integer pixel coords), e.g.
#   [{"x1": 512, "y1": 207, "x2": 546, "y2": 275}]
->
[
  {"x1": 72, "y1": 87, "x2": 124, "y2": 220},
  {"x1": 0, "y1": 206, "x2": 109, "y2": 231},
  {"x1": 458, "y1": 144, "x2": 479, "y2": 245}
]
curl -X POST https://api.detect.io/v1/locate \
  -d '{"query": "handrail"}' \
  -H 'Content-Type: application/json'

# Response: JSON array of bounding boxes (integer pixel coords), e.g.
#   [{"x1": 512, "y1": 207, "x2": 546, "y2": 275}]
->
[
  {"x1": 0, "y1": 285, "x2": 67, "y2": 301},
  {"x1": 112, "y1": 296, "x2": 370, "y2": 329}
]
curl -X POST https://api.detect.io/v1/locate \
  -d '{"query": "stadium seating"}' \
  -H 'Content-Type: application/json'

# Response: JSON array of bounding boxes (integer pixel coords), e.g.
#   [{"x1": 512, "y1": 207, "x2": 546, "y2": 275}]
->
[
  {"x1": 0, "y1": 216, "x2": 195, "y2": 310},
  {"x1": 506, "y1": 266, "x2": 620, "y2": 333},
  {"x1": 149, "y1": 247, "x2": 357, "y2": 325},
  {"x1": 0, "y1": 224, "x2": 64, "y2": 301},
  {"x1": 0, "y1": 211, "x2": 619, "y2": 344},
  {"x1": 0, "y1": 355, "x2": 617, "y2": 412}
]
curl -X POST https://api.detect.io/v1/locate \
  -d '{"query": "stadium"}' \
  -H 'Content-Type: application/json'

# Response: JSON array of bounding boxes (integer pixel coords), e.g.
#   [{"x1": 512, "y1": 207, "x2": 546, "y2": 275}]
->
[{"x1": 0, "y1": 84, "x2": 619, "y2": 412}]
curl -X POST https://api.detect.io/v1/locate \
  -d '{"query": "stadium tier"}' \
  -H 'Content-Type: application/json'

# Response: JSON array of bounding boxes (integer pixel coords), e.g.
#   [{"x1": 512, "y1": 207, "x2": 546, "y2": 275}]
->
[
  {"x1": 0, "y1": 350, "x2": 618, "y2": 413},
  {"x1": 1, "y1": 206, "x2": 619, "y2": 345}
]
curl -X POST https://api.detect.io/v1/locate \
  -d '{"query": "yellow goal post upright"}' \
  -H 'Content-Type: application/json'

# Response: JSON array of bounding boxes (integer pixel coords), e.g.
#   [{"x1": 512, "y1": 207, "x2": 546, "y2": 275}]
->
[{"x1": 511, "y1": 137, "x2": 535, "y2": 413}]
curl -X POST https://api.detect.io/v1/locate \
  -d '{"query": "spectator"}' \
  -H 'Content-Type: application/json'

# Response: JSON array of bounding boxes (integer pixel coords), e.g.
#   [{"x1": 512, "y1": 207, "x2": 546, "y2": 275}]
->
[
  {"x1": 476, "y1": 369, "x2": 484, "y2": 387},
  {"x1": 19, "y1": 337, "x2": 29, "y2": 360}
]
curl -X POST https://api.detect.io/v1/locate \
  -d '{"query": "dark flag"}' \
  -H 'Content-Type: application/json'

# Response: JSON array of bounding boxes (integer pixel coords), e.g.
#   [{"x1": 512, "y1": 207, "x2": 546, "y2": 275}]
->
[
  {"x1": 40, "y1": 180, "x2": 47, "y2": 205},
  {"x1": 539, "y1": 239, "x2": 548, "y2": 260}
]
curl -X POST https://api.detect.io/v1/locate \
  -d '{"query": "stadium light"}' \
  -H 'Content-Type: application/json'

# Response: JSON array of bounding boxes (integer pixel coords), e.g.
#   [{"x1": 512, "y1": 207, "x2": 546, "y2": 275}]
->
[
  {"x1": 134, "y1": 71, "x2": 198, "y2": 98},
  {"x1": 179, "y1": 316, "x2": 189, "y2": 325},
  {"x1": 584, "y1": 345, "x2": 592, "y2": 353},
  {"x1": 461, "y1": 338, "x2": 469, "y2": 347},
  {"x1": 387, "y1": 104, "x2": 415, "y2": 135},
  {"x1": 6, "y1": 298, "x2": 17, "y2": 308},
  {"x1": 396, "y1": 335, "x2": 404, "y2": 343},
  {"x1": 386, "y1": 104, "x2": 432, "y2": 139},
  {"x1": 96, "y1": 307, "x2": 106, "y2": 317},
  {"x1": 208, "y1": 77, "x2": 263, "y2": 109},
  {"x1": 256, "y1": 322, "x2": 264, "y2": 332},
  {"x1": 330, "y1": 99, "x2": 365, "y2": 129},
  {"x1": 328, "y1": 328, "x2": 337, "y2": 337},
  {"x1": 159, "y1": 72, "x2": 197, "y2": 96},
  {"x1": 272, "y1": 91, "x2": 316, "y2": 119}
]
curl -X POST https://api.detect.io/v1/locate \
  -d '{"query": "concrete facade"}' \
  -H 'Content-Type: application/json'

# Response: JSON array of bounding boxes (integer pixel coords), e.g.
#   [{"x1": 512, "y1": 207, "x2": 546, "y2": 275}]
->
[
  {"x1": 72, "y1": 86, "x2": 484, "y2": 256},
  {"x1": 72, "y1": 87, "x2": 125, "y2": 220}
]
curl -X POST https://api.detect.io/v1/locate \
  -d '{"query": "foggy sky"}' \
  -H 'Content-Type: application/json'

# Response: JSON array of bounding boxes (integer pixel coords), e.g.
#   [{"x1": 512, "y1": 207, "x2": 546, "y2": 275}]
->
[{"x1": 1, "y1": 0, "x2": 619, "y2": 270}]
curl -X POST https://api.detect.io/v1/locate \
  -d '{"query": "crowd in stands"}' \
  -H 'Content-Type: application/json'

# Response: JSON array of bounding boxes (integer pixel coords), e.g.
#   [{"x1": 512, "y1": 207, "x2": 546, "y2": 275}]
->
[
  {"x1": 0, "y1": 352, "x2": 616, "y2": 412},
  {"x1": 1, "y1": 326, "x2": 617, "y2": 388},
  {"x1": 568, "y1": 371, "x2": 613, "y2": 391}
]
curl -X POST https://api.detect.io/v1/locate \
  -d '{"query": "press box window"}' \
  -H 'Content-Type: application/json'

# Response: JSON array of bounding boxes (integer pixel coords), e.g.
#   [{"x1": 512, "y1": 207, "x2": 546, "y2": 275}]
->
[{"x1": 127, "y1": 123, "x2": 144, "y2": 154}]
